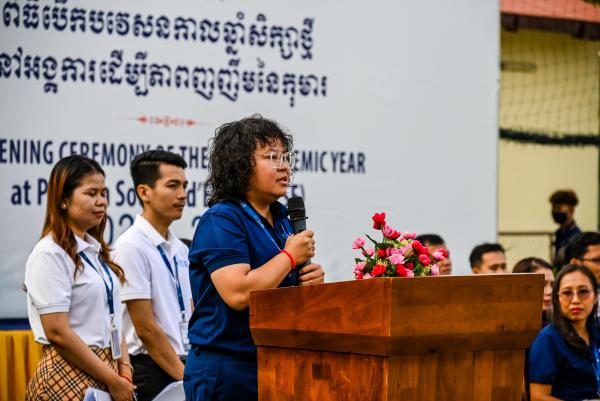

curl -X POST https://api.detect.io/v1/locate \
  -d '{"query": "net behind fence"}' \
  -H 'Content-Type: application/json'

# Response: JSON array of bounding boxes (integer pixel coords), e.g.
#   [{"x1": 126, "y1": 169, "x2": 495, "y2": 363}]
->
[
  {"x1": 500, "y1": 0, "x2": 600, "y2": 146},
  {"x1": 498, "y1": 231, "x2": 554, "y2": 270}
]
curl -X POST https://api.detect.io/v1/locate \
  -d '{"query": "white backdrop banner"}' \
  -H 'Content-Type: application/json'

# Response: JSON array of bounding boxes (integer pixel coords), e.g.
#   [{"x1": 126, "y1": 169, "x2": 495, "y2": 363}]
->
[{"x1": 0, "y1": 0, "x2": 499, "y2": 318}]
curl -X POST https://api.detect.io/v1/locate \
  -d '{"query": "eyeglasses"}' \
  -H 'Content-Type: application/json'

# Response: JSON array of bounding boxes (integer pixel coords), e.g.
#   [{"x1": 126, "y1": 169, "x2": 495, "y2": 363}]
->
[
  {"x1": 558, "y1": 288, "x2": 594, "y2": 301},
  {"x1": 261, "y1": 151, "x2": 296, "y2": 169}
]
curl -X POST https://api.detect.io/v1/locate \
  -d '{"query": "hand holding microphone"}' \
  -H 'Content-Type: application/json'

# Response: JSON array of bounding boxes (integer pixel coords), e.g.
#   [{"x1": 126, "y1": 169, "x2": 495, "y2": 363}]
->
[
  {"x1": 287, "y1": 196, "x2": 325, "y2": 285},
  {"x1": 284, "y1": 230, "x2": 315, "y2": 265}
]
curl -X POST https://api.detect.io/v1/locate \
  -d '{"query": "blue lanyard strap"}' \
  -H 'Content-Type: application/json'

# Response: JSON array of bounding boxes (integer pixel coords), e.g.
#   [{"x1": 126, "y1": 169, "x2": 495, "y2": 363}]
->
[
  {"x1": 79, "y1": 251, "x2": 115, "y2": 316},
  {"x1": 239, "y1": 202, "x2": 286, "y2": 253},
  {"x1": 156, "y1": 245, "x2": 186, "y2": 320},
  {"x1": 592, "y1": 343, "x2": 600, "y2": 396}
]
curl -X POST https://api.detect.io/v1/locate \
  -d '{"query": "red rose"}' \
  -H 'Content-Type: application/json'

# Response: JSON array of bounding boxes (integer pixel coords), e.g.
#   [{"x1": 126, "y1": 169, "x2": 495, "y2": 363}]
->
[
  {"x1": 355, "y1": 271, "x2": 364, "y2": 280},
  {"x1": 405, "y1": 263, "x2": 414, "y2": 270},
  {"x1": 389, "y1": 230, "x2": 401, "y2": 240},
  {"x1": 412, "y1": 240, "x2": 427, "y2": 255},
  {"x1": 419, "y1": 254, "x2": 431, "y2": 266},
  {"x1": 441, "y1": 249, "x2": 449, "y2": 258},
  {"x1": 396, "y1": 264, "x2": 407, "y2": 277},
  {"x1": 377, "y1": 249, "x2": 387, "y2": 258},
  {"x1": 372, "y1": 212, "x2": 386, "y2": 229},
  {"x1": 372, "y1": 263, "x2": 386, "y2": 277}
]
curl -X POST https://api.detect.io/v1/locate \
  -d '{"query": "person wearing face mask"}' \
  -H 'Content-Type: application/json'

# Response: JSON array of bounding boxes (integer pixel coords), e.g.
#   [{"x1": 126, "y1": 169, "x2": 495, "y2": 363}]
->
[{"x1": 550, "y1": 190, "x2": 581, "y2": 264}]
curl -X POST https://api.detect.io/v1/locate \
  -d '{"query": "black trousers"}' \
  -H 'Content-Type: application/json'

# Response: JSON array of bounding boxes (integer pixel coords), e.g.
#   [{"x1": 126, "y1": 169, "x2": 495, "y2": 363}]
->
[{"x1": 130, "y1": 354, "x2": 186, "y2": 401}]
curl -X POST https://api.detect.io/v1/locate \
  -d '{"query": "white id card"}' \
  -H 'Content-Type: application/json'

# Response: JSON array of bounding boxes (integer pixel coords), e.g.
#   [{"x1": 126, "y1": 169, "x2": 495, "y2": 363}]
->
[
  {"x1": 109, "y1": 320, "x2": 122, "y2": 359},
  {"x1": 179, "y1": 320, "x2": 190, "y2": 352}
]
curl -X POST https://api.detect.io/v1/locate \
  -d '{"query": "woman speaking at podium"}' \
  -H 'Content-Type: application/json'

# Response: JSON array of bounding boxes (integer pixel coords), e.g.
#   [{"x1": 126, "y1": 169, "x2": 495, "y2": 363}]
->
[
  {"x1": 24, "y1": 156, "x2": 135, "y2": 401},
  {"x1": 184, "y1": 115, "x2": 324, "y2": 401}
]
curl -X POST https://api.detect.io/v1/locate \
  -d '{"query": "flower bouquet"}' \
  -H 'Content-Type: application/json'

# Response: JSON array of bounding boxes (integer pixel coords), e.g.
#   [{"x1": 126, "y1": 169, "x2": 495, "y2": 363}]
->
[{"x1": 352, "y1": 212, "x2": 448, "y2": 279}]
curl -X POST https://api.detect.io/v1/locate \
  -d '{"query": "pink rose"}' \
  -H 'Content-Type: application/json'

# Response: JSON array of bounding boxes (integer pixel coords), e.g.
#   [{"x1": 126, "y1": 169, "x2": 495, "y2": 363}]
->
[
  {"x1": 400, "y1": 245, "x2": 412, "y2": 256},
  {"x1": 432, "y1": 249, "x2": 446, "y2": 261},
  {"x1": 403, "y1": 232, "x2": 417, "y2": 239},
  {"x1": 362, "y1": 247, "x2": 375, "y2": 257},
  {"x1": 430, "y1": 265, "x2": 440, "y2": 276},
  {"x1": 363, "y1": 273, "x2": 373, "y2": 279},
  {"x1": 389, "y1": 253, "x2": 405, "y2": 266},
  {"x1": 382, "y1": 225, "x2": 394, "y2": 238},
  {"x1": 382, "y1": 225, "x2": 401, "y2": 240},
  {"x1": 387, "y1": 247, "x2": 402, "y2": 256},
  {"x1": 406, "y1": 269, "x2": 414, "y2": 277},
  {"x1": 419, "y1": 254, "x2": 431, "y2": 266},
  {"x1": 355, "y1": 261, "x2": 366, "y2": 272},
  {"x1": 352, "y1": 237, "x2": 366, "y2": 249}
]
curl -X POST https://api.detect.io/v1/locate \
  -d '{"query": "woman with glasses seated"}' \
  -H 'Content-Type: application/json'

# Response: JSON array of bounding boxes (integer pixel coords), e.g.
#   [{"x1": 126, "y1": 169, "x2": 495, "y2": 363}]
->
[
  {"x1": 528, "y1": 264, "x2": 600, "y2": 401},
  {"x1": 184, "y1": 115, "x2": 325, "y2": 401}
]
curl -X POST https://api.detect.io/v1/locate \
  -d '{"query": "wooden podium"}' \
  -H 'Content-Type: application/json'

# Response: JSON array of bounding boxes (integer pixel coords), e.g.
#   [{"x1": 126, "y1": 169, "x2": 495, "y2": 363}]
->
[{"x1": 249, "y1": 275, "x2": 543, "y2": 401}]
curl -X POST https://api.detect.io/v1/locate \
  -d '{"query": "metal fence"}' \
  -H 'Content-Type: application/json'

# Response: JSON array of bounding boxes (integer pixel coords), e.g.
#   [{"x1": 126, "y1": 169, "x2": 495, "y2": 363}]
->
[{"x1": 498, "y1": 231, "x2": 554, "y2": 270}]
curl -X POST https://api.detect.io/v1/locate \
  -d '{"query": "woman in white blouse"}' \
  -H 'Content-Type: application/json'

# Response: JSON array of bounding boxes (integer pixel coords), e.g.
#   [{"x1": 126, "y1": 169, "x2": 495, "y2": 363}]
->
[{"x1": 24, "y1": 155, "x2": 135, "y2": 401}]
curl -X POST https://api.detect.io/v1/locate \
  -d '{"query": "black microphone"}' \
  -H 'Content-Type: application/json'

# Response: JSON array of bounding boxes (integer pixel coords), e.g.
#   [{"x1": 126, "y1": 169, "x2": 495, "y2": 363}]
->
[{"x1": 287, "y1": 196, "x2": 311, "y2": 266}]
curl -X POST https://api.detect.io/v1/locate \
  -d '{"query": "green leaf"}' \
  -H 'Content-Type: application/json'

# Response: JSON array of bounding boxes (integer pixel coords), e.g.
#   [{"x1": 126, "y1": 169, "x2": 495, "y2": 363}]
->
[{"x1": 365, "y1": 233, "x2": 382, "y2": 248}]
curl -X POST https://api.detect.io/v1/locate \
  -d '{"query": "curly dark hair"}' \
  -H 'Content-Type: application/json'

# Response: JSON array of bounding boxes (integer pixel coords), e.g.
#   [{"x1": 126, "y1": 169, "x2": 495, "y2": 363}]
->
[
  {"x1": 549, "y1": 190, "x2": 578, "y2": 206},
  {"x1": 551, "y1": 264, "x2": 599, "y2": 361},
  {"x1": 206, "y1": 115, "x2": 293, "y2": 206}
]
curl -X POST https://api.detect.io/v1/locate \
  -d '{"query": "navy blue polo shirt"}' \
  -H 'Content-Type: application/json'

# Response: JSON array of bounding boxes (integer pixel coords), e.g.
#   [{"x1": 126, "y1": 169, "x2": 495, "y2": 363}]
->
[
  {"x1": 187, "y1": 200, "x2": 298, "y2": 356},
  {"x1": 528, "y1": 323, "x2": 600, "y2": 401}
]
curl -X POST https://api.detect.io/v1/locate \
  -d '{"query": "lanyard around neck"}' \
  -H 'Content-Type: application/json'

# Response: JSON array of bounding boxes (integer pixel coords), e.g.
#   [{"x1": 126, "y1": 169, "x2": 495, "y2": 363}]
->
[
  {"x1": 79, "y1": 251, "x2": 115, "y2": 316},
  {"x1": 156, "y1": 245, "x2": 186, "y2": 320},
  {"x1": 591, "y1": 343, "x2": 600, "y2": 397},
  {"x1": 239, "y1": 201, "x2": 292, "y2": 252}
]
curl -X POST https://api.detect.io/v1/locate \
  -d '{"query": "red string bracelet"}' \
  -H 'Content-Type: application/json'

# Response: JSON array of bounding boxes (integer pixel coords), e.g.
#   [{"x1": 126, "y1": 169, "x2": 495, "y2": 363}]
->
[
  {"x1": 119, "y1": 374, "x2": 133, "y2": 384},
  {"x1": 280, "y1": 249, "x2": 296, "y2": 270}
]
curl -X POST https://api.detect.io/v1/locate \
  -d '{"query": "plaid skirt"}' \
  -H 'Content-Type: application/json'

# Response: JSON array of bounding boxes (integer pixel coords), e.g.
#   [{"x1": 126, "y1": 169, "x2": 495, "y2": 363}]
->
[{"x1": 25, "y1": 345, "x2": 117, "y2": 401}]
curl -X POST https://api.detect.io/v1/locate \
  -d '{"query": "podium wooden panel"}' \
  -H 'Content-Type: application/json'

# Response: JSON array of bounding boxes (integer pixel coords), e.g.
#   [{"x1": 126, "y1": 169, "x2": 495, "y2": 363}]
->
[{"x1": 249, "y1": 275, "x2": 543, "y2": 401}]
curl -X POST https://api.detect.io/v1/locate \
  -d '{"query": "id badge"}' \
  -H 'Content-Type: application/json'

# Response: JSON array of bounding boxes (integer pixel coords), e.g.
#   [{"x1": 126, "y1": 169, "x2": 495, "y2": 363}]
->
[
  {"x1": 109, "y1": 318, "x2": 122, "y2": 360},
  {"x1": 179, "y1": 320, "x2": 190, "y2": 352}
]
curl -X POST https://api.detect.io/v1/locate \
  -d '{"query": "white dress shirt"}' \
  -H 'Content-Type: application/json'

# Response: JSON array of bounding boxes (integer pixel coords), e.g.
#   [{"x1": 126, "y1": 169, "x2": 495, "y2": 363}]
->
[
  {"x1": 113, "y1": 214, "x2": 192, "y2": 356},
  {"x1": 25, "y1": 234, "x2": 123, "y2": 347}
]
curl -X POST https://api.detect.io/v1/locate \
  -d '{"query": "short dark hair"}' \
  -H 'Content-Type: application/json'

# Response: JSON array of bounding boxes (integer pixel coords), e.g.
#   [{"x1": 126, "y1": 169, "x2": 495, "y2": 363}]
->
[
  {"x1": 549, "y1": 190, "x2": 578, "y2": 206},
  {"x1": 415, "y1": 234, "x2": 445, "y2": 247},
  {"x1": 206, "y1": 115, "x2": 293, "y2": 206},
  {"x1": 551, "y1": 264, "x2": 598, "y2": 360},
  {"x1": 565, "y1": 232, "x2": 600, "y2": 261},
  {"x1": 130, "y1": 150, "x2": 187, "y2": 203},
  {"x1": 512, "y1": 257, "x2": 552, "y2": 274},
  {"x1": 469, "y1": 243, "x2": 505, "y2": 268}
]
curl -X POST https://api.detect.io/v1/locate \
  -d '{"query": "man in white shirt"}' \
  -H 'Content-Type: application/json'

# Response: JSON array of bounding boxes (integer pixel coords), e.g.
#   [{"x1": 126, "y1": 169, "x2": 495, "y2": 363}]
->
[{"x1": 113, "y1": 150, "x2": 192, "y2": 401}]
